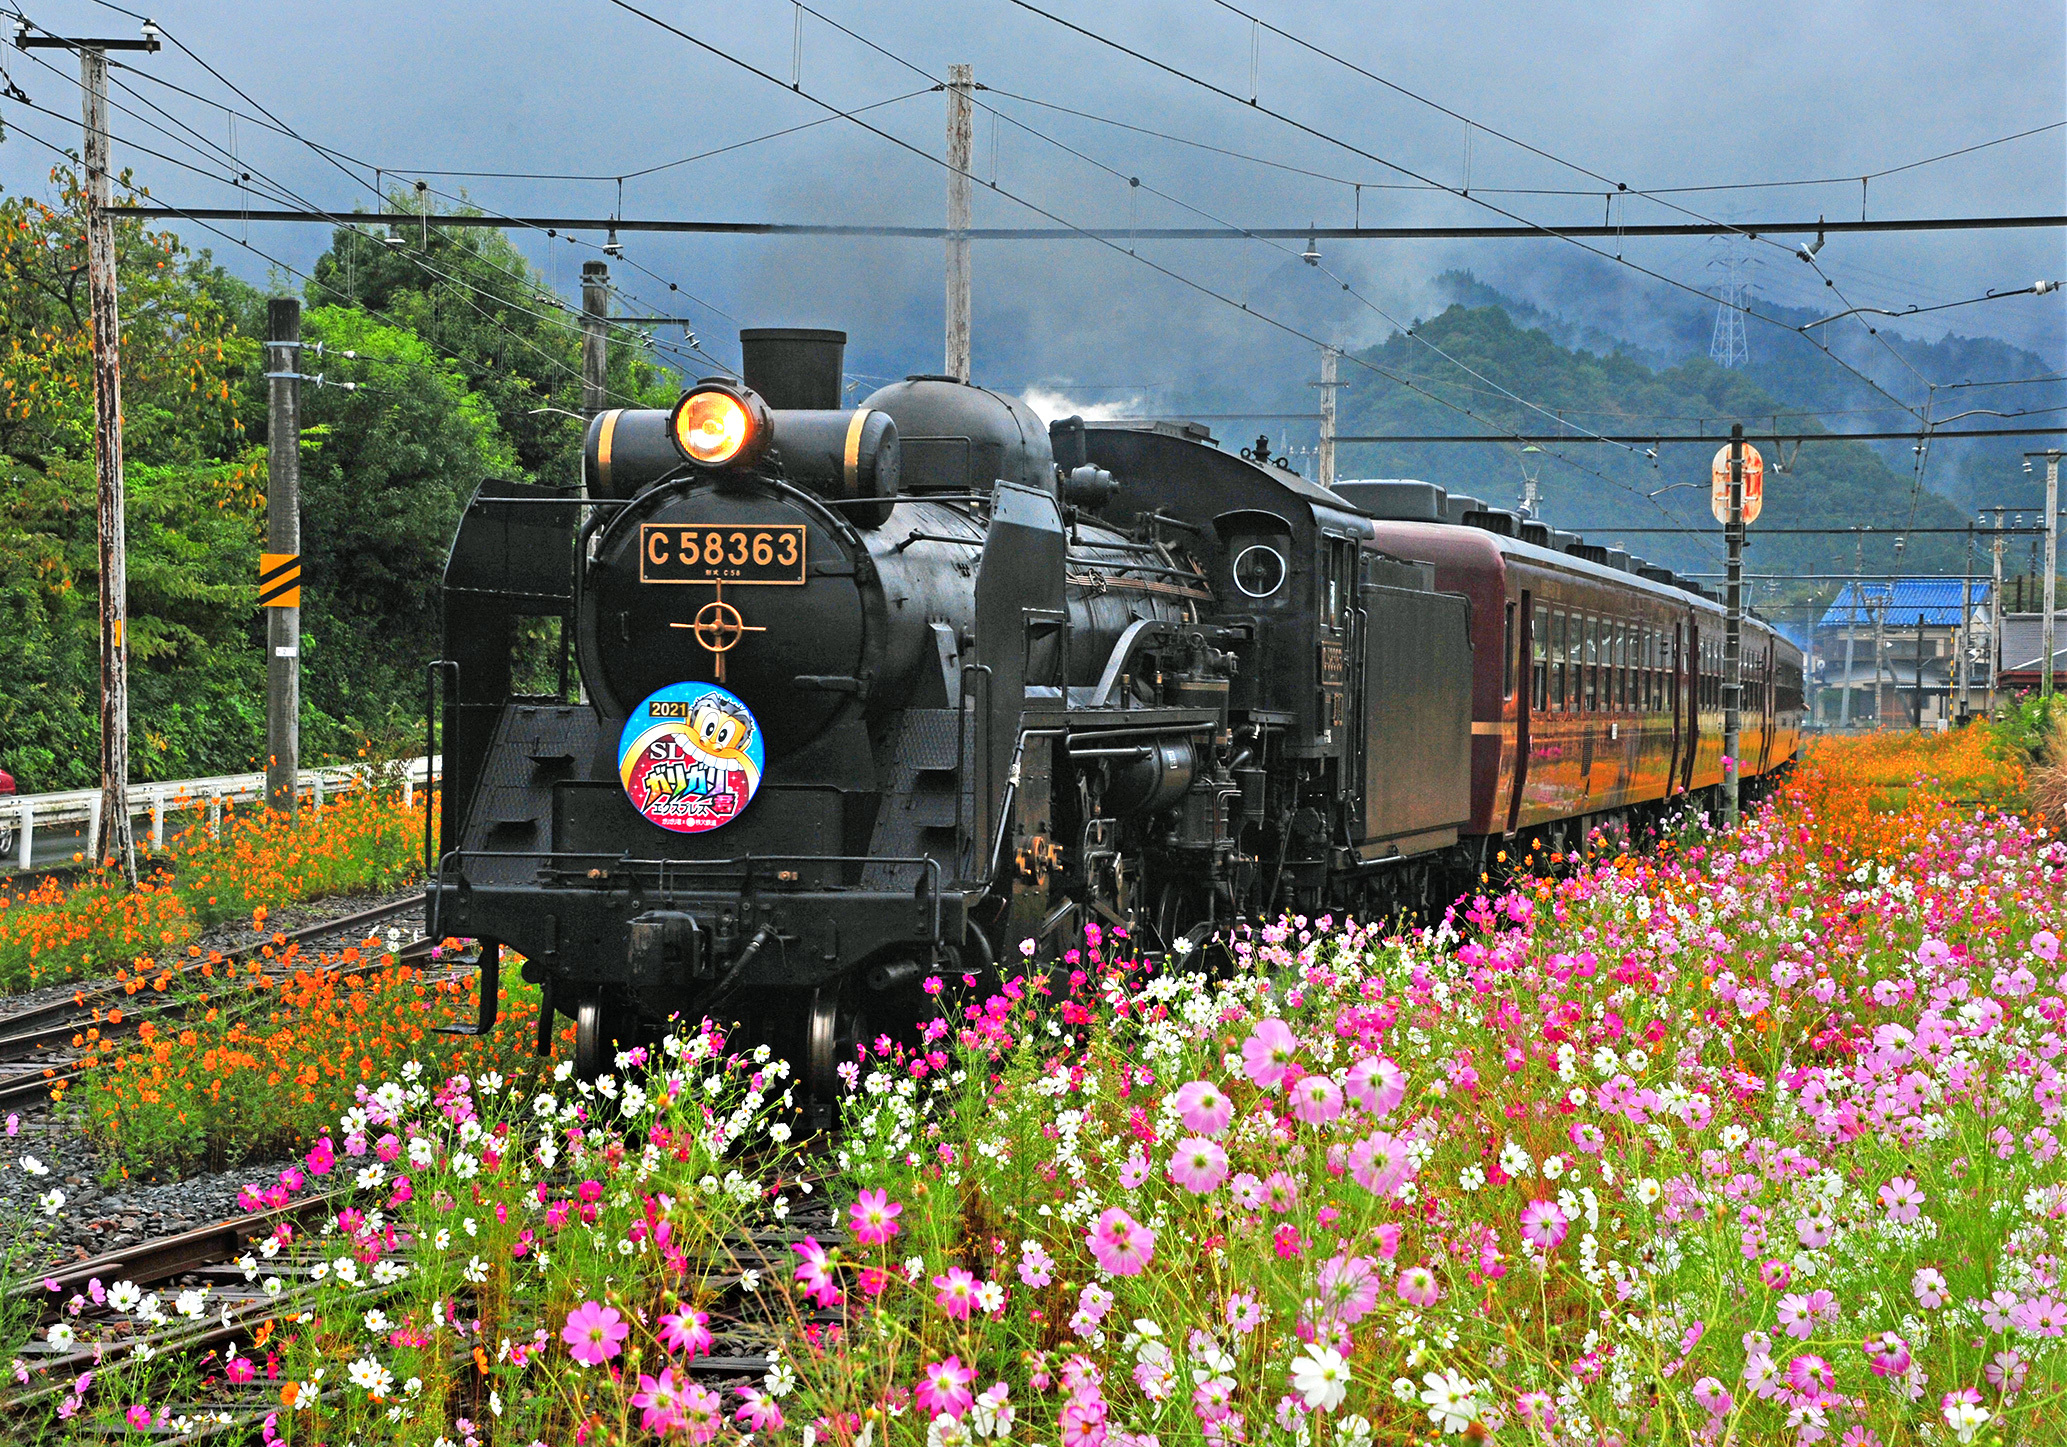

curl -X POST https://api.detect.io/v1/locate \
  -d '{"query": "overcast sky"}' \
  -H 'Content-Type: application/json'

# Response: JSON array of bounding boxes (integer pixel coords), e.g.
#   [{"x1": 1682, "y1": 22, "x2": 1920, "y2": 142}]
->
[{"x1": 3, "y1": 0, "x2": 2061, "y2": 413}]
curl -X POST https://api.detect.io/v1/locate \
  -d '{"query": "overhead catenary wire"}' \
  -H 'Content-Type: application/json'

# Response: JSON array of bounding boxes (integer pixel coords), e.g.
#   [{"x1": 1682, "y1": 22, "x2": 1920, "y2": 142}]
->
[
  {"x1": 7, "y1": 32, "x2": 670, "y2": 411},
  {"x1": 600, "y1": 0, "x2": 1728, "y2": 555},
  {"x1": 999, "y1": 0, "x2": 1958, "y2": 430}
]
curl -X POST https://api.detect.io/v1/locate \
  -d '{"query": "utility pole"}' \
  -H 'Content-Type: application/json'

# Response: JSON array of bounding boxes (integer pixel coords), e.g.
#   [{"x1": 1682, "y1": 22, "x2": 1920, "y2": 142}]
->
[
  {"x1": 1958, "y1": 524, "x2": 1974, "y2": 720},
  {"x1": 1316, "y1": 346, "x2": 1341, "y2": 491},
  {"x1": 2038, "y1": 451, "x2": 2063, "y2": 699},
  {"x1": 581, "y1": 260, "x2": 610, "y2": 416},
  {"x1": 1870, "y1": 598, "x2": 1887, "y2": 729},
  {"x1": 18, "y1": 19, "x2": 160, "y2": 882},
  {"x1": 264, "y1": 299, "x2": 302, "y2": 815},
  {"x1": 1722, "y1": 425, "x2": 1744, "y2": 828},
  {"x1": 1840, "y1": 529, "x2": 1862, "y2": 729},
  {"x1": 1913, "y1": 612, "x2": 1926, "y2": 728},
  {"x1": 944, "y1": 62, "x2": 974, "y2": 382},
  {"x1": 1989, "y1": 507, "x2": 2005, "y2": 716}
]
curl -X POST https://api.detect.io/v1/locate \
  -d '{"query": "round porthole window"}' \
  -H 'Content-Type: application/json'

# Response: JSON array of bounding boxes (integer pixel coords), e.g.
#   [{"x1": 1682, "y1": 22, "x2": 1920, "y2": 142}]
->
[{"x1": 1232, "y1": 543, "x2": 1288, "y2": 599}]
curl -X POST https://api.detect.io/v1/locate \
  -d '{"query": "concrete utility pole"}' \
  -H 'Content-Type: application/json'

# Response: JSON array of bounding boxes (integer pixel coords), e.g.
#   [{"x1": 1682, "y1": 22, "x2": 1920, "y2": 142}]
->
[
  {"x1": 944, "y1": 62, "x2": 974, "y2": 382},
  {"x1": 1317, "y1": 346, "x2": 1341, "y2": 491},
  {"x1": 1839, "y1": 601, "x2": 1857, "y2": 728},
  {"x1": 1958, "y1": 524, "x2": 1974, "y2": 720},
  {"x1": 1870, "y1": 598, "x2": 1887, "y2": 729},
  {"x1": 2040, "y1": 451, "x2": 2063, "y2": 699},
  {"x1": 1990, "y1": 507, "x2": 2005, "y2": 716},
  {"x1": 1913, "y1": 612, "x2": 1927, "y2": 728},
  {"x1": 264, "y1": 299, "x2": 302, "y2": 814},
  {"x1": 581, "y1": 260, "x2": 610, "y2": 416},
  {"x1": 1722, "y1": 425, "x2": 1744, "y2": 828},
  {"x1": 19, "y1": 20, "x2": 160, "y2": 882}
]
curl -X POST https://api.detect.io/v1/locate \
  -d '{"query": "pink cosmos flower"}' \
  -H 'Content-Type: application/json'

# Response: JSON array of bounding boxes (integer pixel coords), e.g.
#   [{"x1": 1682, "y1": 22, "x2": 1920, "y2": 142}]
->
[
  {"x1": 126, "y1": 1405, "x2": 152, "y2": 1429},
  {"x1": 2010, "y1": 1294, "x2": 2067, "y2": 1337},
  {"x1": 2033, "y1": 930, "x2": 2061, "y2": 962},
  {"x1": 226, "y1": 1358, "x2": 255, "y2": 1385},
  {"x1": 1229, "y1": 1173, "x2": 1266, "y2": 1211},
  {"x1": 1519, "y1": 1199, "x2": 1569, "y2": 1252},
  {"x1": 1347, "y1": 1132, "x2": 1411, "y2": 1197},
  {"x1": 917, "y1": 1356, "x2": 978, "y2": 1419},
  {"x1": 1262, "y1": 1171, "x2": 1300, "y2": 1213},
  {"x1": 1119, "y1": 1152, "x2": 1152, "y2": 1189},
  {"x1": 1240, "y1": 1019, "x2": 1300, "y2": 1089},
  {"x1": 1912, "y1": 1267, "x2": 1950, "y2": 1308},
  {"x1": 1169, "y1": 1137, "x2": 1230, "y2": 1195},
  {"x1": 1515, "y1": 1390, "x2": 1558, "y2": 1426},
  {"x1": 1691, "y1": 1377, "x2": 1732, "y2": 1415},
  {"x1": 1344, "y1": 1056, "x2": 1406, "y2": 1116},
  {"x1": 678, "y1": 1383, "x2": 723, "y2": 1443},
  {"x1": 1087, "y1": 1208, "x2": 1155, "y2": 1276},
  {"x1": 1019, "y1": 1240, "x2": 1054, "y2": 1287},
  {"x1": 1878, "y1": 1176, "x2": 1924, "y2": 1224},
  {"x1": 632, "y1": 1367, "x2": 686, "y2": 1434},
  {"x1": 1863, "y1": 1331, "x2": 1912, "y2": 1376},
  {"x1": 735, "y1": 1387, "x2": 785, "y2": 1432},
  {"x1": 1288, "y1": 1074, "x2": 1344, "y2": 1125},
  {"x1": 1986, "y1": 1348, "x2": 2028, "y2": 1392},
  {"x1": 1759, "y1": 1259, "x2": 1792, "y2": 1290},
  {"x1": 934, "y1": 1267, "x2": 981, "y2": 1320},
  {"x1": 1172, "y1": 1080, "x2": 1234, "y2": 1136},
  {"x1": 1316, "y1": 1254, "x2": 1380, "y2": 1324},
  {"x1": 659, "y1": 1308, "x2": 713, "y2": 1357},
  {"x1": 562, "y1": 1301, "x2": 630, "y2": 1367},
  {"x1": 1395, "y1": 1264, "x2": 1440, "y2": 1308},
  {"x1": 1569, "y1": 1122, "x2": 1605, "y2": 1154},
  {"x1": 848, "y1": 1189, "x2": 903, "y2": 1245},
  {"x1": 792, "y1": 1237, "x2": 841, "y2": 1307},
  {"x1": 1788, "y1": 1354, "x2": 1839, "y2": 1403},
  {"x1": 1225, "y1": 1293, "x2": 1265, "y2": 1335},
  {"x1": 1776, "y1": 1289, "x2": 1839, "y2": 1340}
]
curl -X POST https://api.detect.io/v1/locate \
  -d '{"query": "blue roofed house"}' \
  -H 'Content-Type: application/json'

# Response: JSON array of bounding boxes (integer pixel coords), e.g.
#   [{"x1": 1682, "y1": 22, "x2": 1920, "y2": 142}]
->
[{"x1": 1815, "y1": 579, "x2": 1994, "y2": 727}]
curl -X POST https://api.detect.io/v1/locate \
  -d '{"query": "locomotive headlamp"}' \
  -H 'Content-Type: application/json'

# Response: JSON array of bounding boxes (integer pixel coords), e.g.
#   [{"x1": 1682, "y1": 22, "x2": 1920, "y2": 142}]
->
[{"x1": 669, "y1": 383, "x2": 770, "y2": 469}]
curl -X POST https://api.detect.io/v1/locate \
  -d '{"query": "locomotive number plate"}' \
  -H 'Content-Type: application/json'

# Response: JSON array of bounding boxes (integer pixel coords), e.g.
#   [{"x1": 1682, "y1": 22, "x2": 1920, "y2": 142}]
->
[{"x1": 640, "y1": 524, "x2": 807, "y2": 585}]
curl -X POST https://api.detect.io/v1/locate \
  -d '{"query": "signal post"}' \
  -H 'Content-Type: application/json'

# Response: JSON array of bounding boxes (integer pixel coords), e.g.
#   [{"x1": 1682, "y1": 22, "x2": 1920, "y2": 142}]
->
[{"x1": 1715, "y1": 426, "x2": 1764, "y2": 829}]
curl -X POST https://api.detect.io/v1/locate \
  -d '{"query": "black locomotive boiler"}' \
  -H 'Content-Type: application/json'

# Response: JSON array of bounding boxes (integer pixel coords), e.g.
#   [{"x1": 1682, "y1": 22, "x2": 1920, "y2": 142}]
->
[{"x1": 427, "y1": 327, "x2": 1800, "y2": 1098}]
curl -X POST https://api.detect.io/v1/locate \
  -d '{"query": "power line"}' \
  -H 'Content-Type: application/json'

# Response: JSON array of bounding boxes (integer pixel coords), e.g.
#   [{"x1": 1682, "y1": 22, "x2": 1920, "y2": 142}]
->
[
  {"x1": 983, "y1": 87, "x2": 2066, "y2": 202},
  {"x1": 94, "y1": 206, "x2": 2067, "y2": 240},
  {"x1": 593, "y1": 0, "x2": 1720, "y2": 547},
  {"x1": 999, "y1": 1, "x2": 1952, "y2": 428},
  {"x1": 1333, "y1": 426, "x2": 2066, "y2": 444}
]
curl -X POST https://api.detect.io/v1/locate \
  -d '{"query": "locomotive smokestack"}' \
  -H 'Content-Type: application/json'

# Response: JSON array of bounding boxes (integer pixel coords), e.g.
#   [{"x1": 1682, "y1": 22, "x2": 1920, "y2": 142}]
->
[{"x1": 739, "y1": 328, "x2": 847, "y2": 410}]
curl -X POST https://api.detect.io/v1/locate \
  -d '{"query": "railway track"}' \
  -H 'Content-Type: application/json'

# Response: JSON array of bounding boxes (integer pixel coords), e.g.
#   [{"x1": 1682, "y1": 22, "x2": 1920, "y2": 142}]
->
[
  {"x1": 0, "y1": 1187, "x2": 829, "y2": 1438},
  {"x1": 0, "y1": 892, "x2": 432, "y2": 1108}
]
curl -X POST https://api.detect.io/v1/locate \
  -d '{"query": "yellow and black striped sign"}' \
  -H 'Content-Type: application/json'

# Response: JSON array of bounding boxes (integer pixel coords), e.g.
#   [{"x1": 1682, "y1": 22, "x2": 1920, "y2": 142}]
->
[{"x1": 259, "y1": 552, "x2": 301, "y2": 608}]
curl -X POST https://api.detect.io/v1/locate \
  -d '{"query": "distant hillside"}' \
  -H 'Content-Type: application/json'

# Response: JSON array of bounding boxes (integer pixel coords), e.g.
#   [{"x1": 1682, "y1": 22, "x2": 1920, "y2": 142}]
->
[
  {"x1": 1429, "y1": 265, "x2": 2065, "y2": 516},
  {"x1": 1336, "y1": 304, "x2": 1980, "y2": 590}
]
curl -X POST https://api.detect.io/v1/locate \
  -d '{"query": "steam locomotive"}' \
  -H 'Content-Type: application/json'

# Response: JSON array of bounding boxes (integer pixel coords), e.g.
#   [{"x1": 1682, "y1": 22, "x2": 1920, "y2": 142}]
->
[{"x1": 427, "y1": 327, "x2": 1802, "y2": 1095}]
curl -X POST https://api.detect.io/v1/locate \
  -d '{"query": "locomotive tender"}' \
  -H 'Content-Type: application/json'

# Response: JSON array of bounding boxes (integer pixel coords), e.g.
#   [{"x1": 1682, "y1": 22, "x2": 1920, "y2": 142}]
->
[{"x1": 427, "y1": 327, "x2": 1802, "y2": 1093}]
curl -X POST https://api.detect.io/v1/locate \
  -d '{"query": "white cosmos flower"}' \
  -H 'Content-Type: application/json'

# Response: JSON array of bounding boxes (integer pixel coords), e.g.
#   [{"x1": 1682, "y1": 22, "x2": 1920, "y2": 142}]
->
[
  {"x1": 1419, "y1": 1370, "x2": 1480, "y2": 1434},
  {"x1": 45, "y1": 1323, "x2": 74, "y2": 1352},
  {"x1": 175, "y1": 1289, "x2": 208, "y2": 1319},
  {"x1": 263, "y1": 1277, "x2": 284, "y2": 1298},
  {"x1": 1290, "y1": 1343, "x2": 1351, "y2": 1412},
  {"x1": 39, "y1": 1187, "x2": 65, "y2": 1216},
  {"x1": 108, "y1": 1281, "x2": 141, "y2": 1312}
]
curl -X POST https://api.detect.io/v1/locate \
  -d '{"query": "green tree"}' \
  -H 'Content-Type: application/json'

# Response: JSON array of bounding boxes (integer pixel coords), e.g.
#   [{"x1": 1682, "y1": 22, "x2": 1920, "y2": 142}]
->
[
  {"x1": 0, "y1": 174, "x2": 267, "y2": 790},
  {"x1": 304, "y1": 206, "x2": 678, "y2": 487},
  {"x1": 290, "y1": 305, "x2": 520, "y2": 742}
]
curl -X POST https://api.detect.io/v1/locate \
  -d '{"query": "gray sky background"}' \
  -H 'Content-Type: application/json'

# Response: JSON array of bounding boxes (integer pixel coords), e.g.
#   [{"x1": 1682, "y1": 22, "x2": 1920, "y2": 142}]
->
[{"x1": 2, "y1": 0, "x2": 2061, "y2": 414}]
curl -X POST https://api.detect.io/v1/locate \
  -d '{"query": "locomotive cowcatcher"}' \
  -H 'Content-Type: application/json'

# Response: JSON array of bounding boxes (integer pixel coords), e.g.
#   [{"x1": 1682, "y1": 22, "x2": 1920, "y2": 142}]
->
[{"x1": 427, "y1": 327, "x2": 1800, "y2": 1101}]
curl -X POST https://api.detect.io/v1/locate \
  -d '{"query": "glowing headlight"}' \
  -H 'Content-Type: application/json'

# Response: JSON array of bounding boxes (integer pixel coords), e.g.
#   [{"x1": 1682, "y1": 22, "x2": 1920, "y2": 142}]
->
[{"x1": 669, "y1": 385, "x2": 766, "y2": 468}]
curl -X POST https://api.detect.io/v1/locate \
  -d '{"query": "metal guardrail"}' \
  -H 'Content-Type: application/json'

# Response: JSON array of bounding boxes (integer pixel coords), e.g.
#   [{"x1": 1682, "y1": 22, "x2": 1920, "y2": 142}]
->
[{"x1": 0, "y1": 757, "x2": 440, "y2": 874}]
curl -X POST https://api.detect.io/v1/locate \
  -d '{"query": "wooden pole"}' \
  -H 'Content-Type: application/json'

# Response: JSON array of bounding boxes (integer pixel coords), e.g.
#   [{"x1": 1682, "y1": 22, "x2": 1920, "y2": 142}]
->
[
  {"x1": 1990, "y1": 507, "x2": 2004, "y2": 716},
  {"x1": 83, "y1": 46, "x2": 135, "y2": 884},
  {"x1": 944, "y1": 63, "x2": 974, "y2": 382}
]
